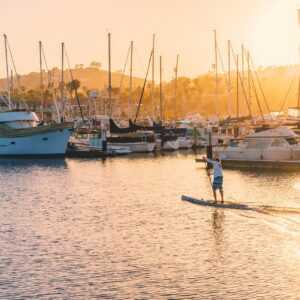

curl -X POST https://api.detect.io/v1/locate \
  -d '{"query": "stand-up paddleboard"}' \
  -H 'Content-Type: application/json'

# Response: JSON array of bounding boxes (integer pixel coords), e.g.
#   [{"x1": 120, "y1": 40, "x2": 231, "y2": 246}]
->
[{"x1": 181, "y1": 195, "x2": 251, "y2": 210}]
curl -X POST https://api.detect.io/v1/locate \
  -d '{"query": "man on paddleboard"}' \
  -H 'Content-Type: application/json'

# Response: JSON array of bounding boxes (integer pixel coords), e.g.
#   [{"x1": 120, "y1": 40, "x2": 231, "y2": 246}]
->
[{"x1": 203, "y1": 157, "x2": 224, "y2": 203}]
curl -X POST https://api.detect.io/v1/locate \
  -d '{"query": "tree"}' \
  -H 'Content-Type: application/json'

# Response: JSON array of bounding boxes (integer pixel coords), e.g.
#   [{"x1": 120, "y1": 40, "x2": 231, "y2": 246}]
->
[
  {"x1": 75, "y1": 63, "x2": 84, "y2": 69},
  {"x1": 67, "y1": 79, "x2": 81, "y2": 100},
  {"x1": 89, "y1": 61, "x2": 102, "y2": 69}
]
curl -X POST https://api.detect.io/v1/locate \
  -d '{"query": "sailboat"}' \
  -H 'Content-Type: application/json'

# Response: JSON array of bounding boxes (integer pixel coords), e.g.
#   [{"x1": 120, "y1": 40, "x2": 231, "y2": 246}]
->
[{"x1": 0, "y1": 36, "x2": 73, "y2": 156}]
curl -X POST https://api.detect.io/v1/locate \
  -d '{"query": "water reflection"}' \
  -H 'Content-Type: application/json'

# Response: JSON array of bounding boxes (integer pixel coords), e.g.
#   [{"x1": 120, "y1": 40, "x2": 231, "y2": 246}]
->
[
  {"x1": 0, "y1": 158, "x2": 68, "y2": 171},
  {"x1": 0, "y1": 153, "x2": 300, "y2": 298},
  {"x1": 211, "y1": 209, "x2": 226, "y2": 253}
]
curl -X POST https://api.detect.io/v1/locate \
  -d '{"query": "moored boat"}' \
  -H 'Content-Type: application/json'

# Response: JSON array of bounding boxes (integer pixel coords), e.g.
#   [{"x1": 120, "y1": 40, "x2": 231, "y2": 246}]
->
[
  {"x1": 108, "y1": 131, "x2": 156, "y2": 153},
  {"x1": 213, "y1": 127, "x2": 300, "y2": 164},
  {"x1": 0, "y1": 111, "x2": 73, "y2": 156}
]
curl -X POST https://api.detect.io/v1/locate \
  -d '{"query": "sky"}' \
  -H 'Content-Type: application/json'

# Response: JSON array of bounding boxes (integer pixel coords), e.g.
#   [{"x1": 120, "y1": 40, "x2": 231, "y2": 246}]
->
[{"x1": 0, "y1": 0, "x2": 299, "y2": 82}]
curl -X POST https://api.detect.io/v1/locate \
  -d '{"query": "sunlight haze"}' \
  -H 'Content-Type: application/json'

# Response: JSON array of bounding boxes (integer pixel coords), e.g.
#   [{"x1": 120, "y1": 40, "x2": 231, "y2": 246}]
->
[{"x1": 0, "y1": 0, "x2": 299, "y2": 80}]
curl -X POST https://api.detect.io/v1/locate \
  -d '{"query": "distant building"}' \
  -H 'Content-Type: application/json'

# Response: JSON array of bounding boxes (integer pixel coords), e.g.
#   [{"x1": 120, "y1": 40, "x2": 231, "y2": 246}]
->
[{"x1": 288, "y1": 107, "x2": 300, "y2": 118}]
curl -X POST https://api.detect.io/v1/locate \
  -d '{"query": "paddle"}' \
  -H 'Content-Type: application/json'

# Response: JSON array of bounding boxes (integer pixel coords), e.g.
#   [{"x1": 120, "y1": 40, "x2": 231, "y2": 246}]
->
[{"x1": 203, "y1": 157, "x2": 213, "y2": 186}]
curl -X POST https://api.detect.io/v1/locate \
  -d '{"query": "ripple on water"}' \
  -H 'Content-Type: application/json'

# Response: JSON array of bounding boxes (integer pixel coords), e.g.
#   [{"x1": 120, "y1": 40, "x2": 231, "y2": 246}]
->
[{"x1": 0, "y1": 153, "x2": 299, "y2": 299}]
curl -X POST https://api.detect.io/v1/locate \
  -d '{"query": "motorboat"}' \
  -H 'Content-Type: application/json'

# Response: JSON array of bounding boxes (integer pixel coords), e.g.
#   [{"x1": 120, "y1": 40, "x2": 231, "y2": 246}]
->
[
  {"x1": 0, "y1": 110, "x2": 73, "y2": 156},
  {"x1": 213, "y1": 127, "x2": 300, "y2": 162}
]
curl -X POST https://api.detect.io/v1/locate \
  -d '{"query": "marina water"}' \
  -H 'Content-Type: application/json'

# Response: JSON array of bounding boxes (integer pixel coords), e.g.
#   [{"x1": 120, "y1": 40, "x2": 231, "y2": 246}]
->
[{"x1": 0, "y1": 150, "x2": 300, "y2": 299}]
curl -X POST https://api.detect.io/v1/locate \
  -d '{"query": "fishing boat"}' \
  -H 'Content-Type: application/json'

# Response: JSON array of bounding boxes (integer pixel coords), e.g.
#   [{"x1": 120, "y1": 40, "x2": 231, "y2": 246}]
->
[
  {"x1": 212, "y1": 127, "x2": 300, "y2": 166},
  {"x1": 0, "y1": 110, "x2": 73, "y2": 156}
]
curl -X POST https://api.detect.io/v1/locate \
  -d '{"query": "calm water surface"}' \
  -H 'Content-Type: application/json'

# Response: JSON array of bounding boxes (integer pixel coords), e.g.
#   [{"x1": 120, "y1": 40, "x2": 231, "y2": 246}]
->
[{"x1": 0, "y1": 151, "x2": 300, "y2": 299}]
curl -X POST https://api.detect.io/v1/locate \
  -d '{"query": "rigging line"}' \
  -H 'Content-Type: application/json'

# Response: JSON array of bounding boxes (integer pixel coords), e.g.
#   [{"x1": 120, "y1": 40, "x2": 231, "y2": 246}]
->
[
  {"x1": 248, "y1": 52, "x2": 273, "y2": 120},
  {"x1": 133, "y1": 44, "x2": 146, "y2": 78},
  {"x1": 119, "y1": 43, "x2": 131, "y2": 92},
  {"x1": 64, "y1": 47, "x2": 85, "y2": 122},
  {"x1": 217, "y1": 44, "x2": 229, "y2": 86},
  {"x1": 278, "y1": 66, "x2": 299, "y2": 113},
  {"x1": 111, "y1": 43, "x2": 131, "y2": 118},
  {"x1": 134, "y1": 49, "x2": 153, "y2": 124},
  {"x1": 41, "y1": 45, "x2": 54, "y2": 109},
  {"x1": 6, "y1": 38, "x2": 23, "y2": 98},
  {"x1": 230, "y1": 44, "x2": 252, "y2": 118},
  {"x1": 249, "y1": 66, "x2": 264, "y2": 122}
]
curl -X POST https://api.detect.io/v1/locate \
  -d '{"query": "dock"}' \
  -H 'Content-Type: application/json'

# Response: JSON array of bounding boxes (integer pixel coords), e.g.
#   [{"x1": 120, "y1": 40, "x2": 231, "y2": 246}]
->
[
  {"x1": 196, "y1": 158, "x2": 300, "y2": 170},
  {"x1": 66, "y1": 149, "x2": 127, "y2": 158}
]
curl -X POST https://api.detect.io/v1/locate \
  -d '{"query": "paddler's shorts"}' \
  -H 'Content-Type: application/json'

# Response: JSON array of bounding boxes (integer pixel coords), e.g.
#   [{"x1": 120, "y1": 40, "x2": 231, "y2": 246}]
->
[{"x1": 213, "y1": 176, "x2": 223, "y2": 190}]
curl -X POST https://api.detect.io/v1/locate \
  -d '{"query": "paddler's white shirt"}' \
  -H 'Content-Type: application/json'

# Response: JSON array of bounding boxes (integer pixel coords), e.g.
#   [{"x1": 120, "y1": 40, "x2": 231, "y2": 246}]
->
[{"x1": 206, "y1": 158, "x2": 223, "y2": 177}]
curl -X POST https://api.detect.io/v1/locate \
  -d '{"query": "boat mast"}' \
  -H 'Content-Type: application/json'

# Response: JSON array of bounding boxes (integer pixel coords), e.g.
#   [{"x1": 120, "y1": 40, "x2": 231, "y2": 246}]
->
[
  {"x1": 39, "y1": 41, "x2": 44, "y2": 120},
  {"x1": 228, "y1": 40, "x2": 231, "y2": 116},
  {"x1": 298, "y1": 46, "x2": 300, "y2": 108},
  {"x1": 174, "y1": 55, "x2": 179, "y2": 121},
  {"x1": 214, "y1": 30, "x2": 219, "y2": 118},
  {"x1": 151, "y1": 34, "x2": 155, "y2": 120},
  {"x1": 298, "y1": 9, "x2": 300, "y2": 109},
  {"x1": 241, "y1": 44, "x2": 245, "y2": 117},
  {"x1": 4, "y1": 34, "x2": 11, "y2": 109},
  {"x1": 10, "y1": 70, "x2": 13, "y2": 96},
  {"x1": 129, "y1": 41, "x2": 133, "y2": 119},
  {"x1": 247, "y1": 50, "x2": 251, "y2": 114},
  {"x1": 108, "y1": 33, "x2": 112, "y2": 117},
  {"x1": 159, "y1": 55, "x2": 163, "y2": 122},
  {"x1": 236, "y1": 54, "x2": 239, "y2": 120},
  {"x1": 61, "y1": 42, "x2": 65, "y2": 121}
]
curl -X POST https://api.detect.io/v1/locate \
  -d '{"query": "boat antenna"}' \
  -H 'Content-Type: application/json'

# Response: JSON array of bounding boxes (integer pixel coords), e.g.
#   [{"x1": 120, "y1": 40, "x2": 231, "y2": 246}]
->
[{"x1": 134, "y1": 49, "x2": 153, "y2": 124}]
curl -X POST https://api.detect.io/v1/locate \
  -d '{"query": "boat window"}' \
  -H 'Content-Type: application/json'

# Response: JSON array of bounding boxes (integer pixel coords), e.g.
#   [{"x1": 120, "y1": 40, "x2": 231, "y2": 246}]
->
[
  {"x1": 246, "y1": 138, "x2": 271, "y2": 149},
  {"x1": 221, "y1": 129, "x2": 226, "y2": 134},
  {"x1": 285, "y1": 137, "x2": 299, "y2": 145},
  {"x1": 271, "y1": 138, "x2": 289, "y2": 147}
]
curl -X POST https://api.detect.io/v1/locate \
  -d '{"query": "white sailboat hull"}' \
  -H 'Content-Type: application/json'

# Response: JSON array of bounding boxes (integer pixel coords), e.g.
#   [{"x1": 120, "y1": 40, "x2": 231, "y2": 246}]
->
[
  {"x1": 178, "y1": 137, "x2": 193, "y2": 149},
  {"x1": 156, "y1": 139, "x2": 180, "y2": 151},
  {"x1": 108, "y1": 142, "x2": 155, "y2": 152}
]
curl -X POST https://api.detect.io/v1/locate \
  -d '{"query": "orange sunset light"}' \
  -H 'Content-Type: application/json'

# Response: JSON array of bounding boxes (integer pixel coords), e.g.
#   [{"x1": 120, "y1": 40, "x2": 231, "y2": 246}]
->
[{"x1": 0, "y1": 0, "x2": 298, "y2": 80}]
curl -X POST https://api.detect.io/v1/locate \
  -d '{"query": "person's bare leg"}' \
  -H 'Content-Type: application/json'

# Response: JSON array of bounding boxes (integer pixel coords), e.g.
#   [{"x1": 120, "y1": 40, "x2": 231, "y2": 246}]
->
[
  {"x1": 220, "y1": 190, "x2": 224, "y2": 203},
  {"x1": 213, "y1": 190, "x2": 217, "y2": 202}
]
